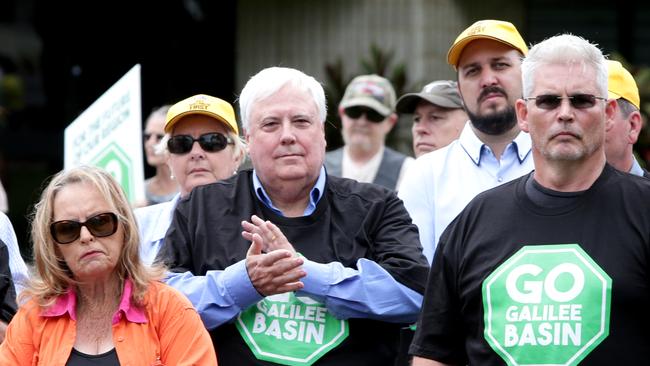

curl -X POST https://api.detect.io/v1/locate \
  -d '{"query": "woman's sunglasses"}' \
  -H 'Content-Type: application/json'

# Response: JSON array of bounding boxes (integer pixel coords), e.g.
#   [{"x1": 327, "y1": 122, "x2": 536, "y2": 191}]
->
[
  {"x1": 344, "y1": 106, "x2": 386, "y2": 123},
  {"x1": 167, "y1": 132, "x2": 233, "y2": 155},
  {"x1": 524, "y1": 94, "x2": 606, "y2": 110},
  {"x1": 50, "y1": 212, "x2": 119, "y2": 244}
]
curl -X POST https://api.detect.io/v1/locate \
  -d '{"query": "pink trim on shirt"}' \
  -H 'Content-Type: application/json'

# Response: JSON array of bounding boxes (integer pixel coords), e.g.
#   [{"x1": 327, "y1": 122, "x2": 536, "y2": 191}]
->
[{"x1": 41, "y1": 279, "x2": 147, "y2": 324}]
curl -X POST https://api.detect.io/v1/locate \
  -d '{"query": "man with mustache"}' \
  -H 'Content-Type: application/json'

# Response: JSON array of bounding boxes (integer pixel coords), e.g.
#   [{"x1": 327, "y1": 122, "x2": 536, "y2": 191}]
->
[
  {"x1": 411, "y1": 33, "x2": 650, "y2": 366},
  {"x1": 325, "y1": 74, "x2": 414, "y2": 191},
  {"x1": 158, "y1": 67, "x2": 429, "y2": 366},
  {"x1": 399, "y1": 20, "x2": 534, "y2": 262}
]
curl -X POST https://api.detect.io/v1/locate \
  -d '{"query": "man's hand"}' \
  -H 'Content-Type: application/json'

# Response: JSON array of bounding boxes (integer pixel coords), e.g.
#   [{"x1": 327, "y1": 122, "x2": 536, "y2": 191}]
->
[
  {"x1": 245, "y1": 232, "x2": 305, "y2": 296},
  {"x1": 242, "y1": 215, "x2": 296, "y2": 253}
]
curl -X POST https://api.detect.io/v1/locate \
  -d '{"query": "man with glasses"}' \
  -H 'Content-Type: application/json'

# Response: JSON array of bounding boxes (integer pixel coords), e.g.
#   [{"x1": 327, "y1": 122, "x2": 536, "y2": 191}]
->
[
  {"x1": 325, "y1": 74, "x2": 413, "y2": 191},
  {"x1": 158, "y1": 67, "x2": 429, "y2": 365},
  {"x1": 395, "y1": 80, "x2": 468, "y2": 157},
  {"x1": 604, "y1": 60, "x2": 649, "y2": 177},
  {"x1": 399, "y1": 20, "x2": 534, "y2": 263},
  {"x1": 411, "y1": 33, "x2": 650, "y2": 366}
]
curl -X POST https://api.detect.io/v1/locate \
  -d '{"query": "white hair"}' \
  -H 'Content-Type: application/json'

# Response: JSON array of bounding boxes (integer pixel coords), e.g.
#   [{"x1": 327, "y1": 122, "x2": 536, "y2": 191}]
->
[
  {"x1": 521, "y1": 34, "x2": 607, "y2": 98},
  {"x1": 238, "y1": 67, "x2": 327, "y2": 131}
]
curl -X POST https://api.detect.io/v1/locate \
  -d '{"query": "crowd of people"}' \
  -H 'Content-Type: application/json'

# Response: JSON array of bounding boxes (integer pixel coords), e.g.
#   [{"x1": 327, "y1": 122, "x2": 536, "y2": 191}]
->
[{"x1": 0, "y1": 18, "x2": 647, "y2": 366}]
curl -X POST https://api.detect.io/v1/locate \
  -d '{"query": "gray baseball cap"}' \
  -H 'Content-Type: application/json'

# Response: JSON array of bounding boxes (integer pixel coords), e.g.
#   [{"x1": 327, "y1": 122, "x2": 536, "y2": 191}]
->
[
  {"x1": 395, "y1": 80, "x2": 463, "y2": 113},
  {"x1": 339, "y1": 74, "x2": 396, "y2": 116}
]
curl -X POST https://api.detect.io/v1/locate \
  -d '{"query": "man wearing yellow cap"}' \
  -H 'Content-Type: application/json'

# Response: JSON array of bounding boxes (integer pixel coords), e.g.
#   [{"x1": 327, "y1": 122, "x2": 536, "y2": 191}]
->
[
  {"x1": 399, "y1": 20, "x2": 534, "y2": 262},
  {"x1": 604, "y1": 60, "x2": 648, "y2": 177}
]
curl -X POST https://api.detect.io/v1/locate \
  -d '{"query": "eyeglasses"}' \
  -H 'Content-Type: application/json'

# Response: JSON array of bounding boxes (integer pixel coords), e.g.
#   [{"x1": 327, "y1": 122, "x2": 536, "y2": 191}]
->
[
  {"x1": 344, "y1": 106, "x2": 386, "y2": 123},
  {"x1": 50, "y1": 212, "x2": 119, "y2": 244},
  {"x1": 524, "y1": 94, "x2": 607, "y2": 110},
  {"x1": 167, "y1": 132, "x2": 233, "y2": 155},
  {"x1": 143, "y1": 132, "x2": 164, "y2": 141}
]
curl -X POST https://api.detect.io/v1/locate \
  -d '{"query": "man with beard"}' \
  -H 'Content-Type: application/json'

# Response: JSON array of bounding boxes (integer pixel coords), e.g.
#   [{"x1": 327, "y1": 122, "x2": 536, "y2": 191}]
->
[
  {"x1": 325, "y1": 74, "x2": 414, "y2": 191},
  {"x1": 399, "y1": 20, "x2": 534, "y2": 262}
]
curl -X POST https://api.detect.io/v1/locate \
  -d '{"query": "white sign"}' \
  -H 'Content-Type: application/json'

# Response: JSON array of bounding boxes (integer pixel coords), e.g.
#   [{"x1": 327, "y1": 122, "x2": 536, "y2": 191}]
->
[{"x1": 64, "y1": 64, "x2": 144, "y2": 204}]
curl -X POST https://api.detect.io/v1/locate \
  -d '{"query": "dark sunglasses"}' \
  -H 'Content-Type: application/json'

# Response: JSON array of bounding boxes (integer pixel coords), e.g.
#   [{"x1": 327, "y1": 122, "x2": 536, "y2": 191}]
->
[
  {"x1": 143, "y1": 132, "x2": 164, "y2": 141},
  {"x1": 344, "y1": 106, "x2": 386, "y2": 123},
  {"x1": 167, "y1": 132, "x2": 233, "y2": 155},
  {"x1": 524, "y1": 94, "x2": 607, "y2": 110},
  {"x1": 50, "y1": 212, "x2": 119, "y2": 245}
]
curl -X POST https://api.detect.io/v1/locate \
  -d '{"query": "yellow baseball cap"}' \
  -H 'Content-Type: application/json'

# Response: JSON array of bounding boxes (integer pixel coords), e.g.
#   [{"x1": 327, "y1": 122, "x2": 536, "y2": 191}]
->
[
  {"x1": 447, "y1": 19, "x2": 528, "y2": 68},
  {"x1": 165, "y1": 94, "x2": 239, "y2": 134},
  {"x1": 607, "y1": 60, "x2": 640, "y2": 109}
]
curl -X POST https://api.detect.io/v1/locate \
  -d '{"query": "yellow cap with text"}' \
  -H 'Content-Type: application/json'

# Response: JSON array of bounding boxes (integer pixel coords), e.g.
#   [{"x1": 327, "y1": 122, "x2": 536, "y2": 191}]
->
[
  {"x1": 165, "y1": 94, "x2": 238, "y2": 134},
  {"x1": 447, "y1": 19, "x2": 528, "y2": 68}
]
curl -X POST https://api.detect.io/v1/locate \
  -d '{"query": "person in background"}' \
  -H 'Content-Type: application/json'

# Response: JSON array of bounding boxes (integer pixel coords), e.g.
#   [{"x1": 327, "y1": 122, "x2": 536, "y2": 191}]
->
[
  {"x1": 135, "y1": 94, "x2": 245, "y2": 265},
  {"x1": 159, "y1": 66, "x2": 429, "y2": 365},
  {"x1": 142, "y1": 105, "x2": 179, "y2": 206},
  {"x1": 0, "y1": 238, "x2": 17, "y2": 343},
  {"x1": 0, "y1": 166, "x2": 216, "y2": 364},
  {"x1": 396, "y1": 80, "x2": 468, "y2": 157},
  {"x1": 325, "y1": 74, "x2": 414, "y2": 190},
  {"x1": 0, "y1": 212, "x2": 29, "y2": 342},
  {"x1": 604, "y1": 60, "x2": 649, "y2": 177},
  {"x1": 411, "y1": 33, "x2": 650, "y2": 366},
  {"x1": 399, "y1": 20, "x2": 534, "y2": 262}
]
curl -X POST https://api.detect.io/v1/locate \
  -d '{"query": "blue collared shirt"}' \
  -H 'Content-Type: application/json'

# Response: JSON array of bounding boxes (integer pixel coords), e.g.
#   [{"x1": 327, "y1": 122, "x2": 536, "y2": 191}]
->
[
  {"x1": 164, "y1": 168, "x2": 423, "y2": 329},
  {"x1": 629, "y1": 158, "x2": 645, "y2": 177},
  {"x1": 252, "y1": 166, "x2": 326, "y2": 216},
  {"x1": 399, "y1": 121, "x2": 535, "y2": 262}
]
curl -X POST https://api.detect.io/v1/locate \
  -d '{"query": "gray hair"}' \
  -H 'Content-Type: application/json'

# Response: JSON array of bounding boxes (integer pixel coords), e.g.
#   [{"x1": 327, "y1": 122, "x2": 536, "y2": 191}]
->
[
  {"x1": 522, "y1": 34, "x2": 607, "y2": 98},
  {"x1": 238, "y1": 67, "x2": 327, "y2": 131}
]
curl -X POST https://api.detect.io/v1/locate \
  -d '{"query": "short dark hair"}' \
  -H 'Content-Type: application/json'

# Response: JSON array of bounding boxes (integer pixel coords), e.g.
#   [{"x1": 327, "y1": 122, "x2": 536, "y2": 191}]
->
[{"x1": 617, "y1": 98, "x2": 638, "y2": 118}]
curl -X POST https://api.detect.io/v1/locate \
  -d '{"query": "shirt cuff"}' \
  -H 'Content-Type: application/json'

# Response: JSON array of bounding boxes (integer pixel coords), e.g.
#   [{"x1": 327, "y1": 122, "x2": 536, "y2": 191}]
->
[
  {"x1": 300, "y1": 259, "x2": 332, "y2": 296},
  {"x1": 221, "y1": 259, "x2": 263, "y2": 308}
]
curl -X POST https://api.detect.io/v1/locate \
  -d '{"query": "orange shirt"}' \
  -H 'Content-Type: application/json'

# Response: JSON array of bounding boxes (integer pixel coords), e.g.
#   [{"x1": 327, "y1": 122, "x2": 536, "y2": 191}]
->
[{"x1": 0, "y1": 280, "x2": 217, "y2": 366}]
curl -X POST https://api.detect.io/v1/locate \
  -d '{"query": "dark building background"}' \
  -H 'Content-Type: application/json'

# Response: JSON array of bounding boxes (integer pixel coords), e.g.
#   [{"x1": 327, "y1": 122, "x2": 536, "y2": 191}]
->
[{"x1": 0, "y1": 0, "x2": 648, "y2": 260}]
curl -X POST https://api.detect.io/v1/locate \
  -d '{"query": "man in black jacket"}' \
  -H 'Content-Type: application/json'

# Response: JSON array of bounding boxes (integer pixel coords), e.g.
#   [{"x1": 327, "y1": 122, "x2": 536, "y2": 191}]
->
[{"x1": 159, "y1": 67, "x2": 429, "y2": 366}]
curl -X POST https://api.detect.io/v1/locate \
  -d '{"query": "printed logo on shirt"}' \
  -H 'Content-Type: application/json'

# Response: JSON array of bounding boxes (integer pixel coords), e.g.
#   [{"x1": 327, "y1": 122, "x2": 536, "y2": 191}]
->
[
  {"x1": 236, "y1": 292, "x2": 349, "y2": 366},
  {"x1": 482, "y1": 244, "x2": 612, "y2": 366}
]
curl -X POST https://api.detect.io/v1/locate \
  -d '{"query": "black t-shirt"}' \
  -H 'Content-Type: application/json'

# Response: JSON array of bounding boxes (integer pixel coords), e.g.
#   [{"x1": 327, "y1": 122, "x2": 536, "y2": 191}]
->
[
  {"x1": 65, "y1": 348, "x2": 119, "y2": 366},
  {"x1": 161, "y1": 170, "x2": 429, "y2": 366},
  {"x1": 411, "y1": 165, "x2": 650, "y2": 365}
]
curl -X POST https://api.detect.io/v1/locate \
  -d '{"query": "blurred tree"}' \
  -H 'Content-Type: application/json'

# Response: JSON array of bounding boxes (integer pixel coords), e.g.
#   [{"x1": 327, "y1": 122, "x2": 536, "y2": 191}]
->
[{"x1": 323, "y1": 44, "x2": 414, "y2": 154}]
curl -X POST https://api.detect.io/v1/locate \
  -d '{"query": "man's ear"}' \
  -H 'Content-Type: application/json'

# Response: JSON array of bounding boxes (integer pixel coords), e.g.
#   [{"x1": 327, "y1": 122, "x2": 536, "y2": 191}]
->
[
  {"x1": 628, "y1": 110, "x2": 643, "y2": 144},
  {"x1": 604, "y1": 98, "x2": 617, "y2": 132},
  {"x1": 515, "y1": 99, "x2": 530, "y2": 133}
]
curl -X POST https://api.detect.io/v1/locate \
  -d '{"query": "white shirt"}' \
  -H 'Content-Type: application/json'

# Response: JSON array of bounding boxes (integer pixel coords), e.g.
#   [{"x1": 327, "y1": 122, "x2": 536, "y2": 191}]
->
[
  {"x1": 134, "y1": 194, "x2": 180, "y2": 265},
  {"x1": 398, "y1": 121, "x2": 534, "y2": 262},
  {"x1": 341, "y1": 145, "x2": 415, "y2": 190},
  {"x1": 0, "y1": 212, "x2": 28, "y2": 295}
]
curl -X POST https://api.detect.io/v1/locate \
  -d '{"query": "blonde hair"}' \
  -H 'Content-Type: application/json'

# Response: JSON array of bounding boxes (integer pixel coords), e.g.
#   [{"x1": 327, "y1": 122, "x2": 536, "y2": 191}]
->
[{"x1": 24, "y1": 166, "x2": 164, "y2": 307}]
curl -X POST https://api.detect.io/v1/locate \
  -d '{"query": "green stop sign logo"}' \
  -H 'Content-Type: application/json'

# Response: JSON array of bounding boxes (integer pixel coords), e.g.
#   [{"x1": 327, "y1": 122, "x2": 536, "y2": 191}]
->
[
  {"x1": 483, "y1": 244, "x2": 611, "y2": 365},
  {"x1": 236, "y1": 292, "x2": 348, "y2": 366},
  {"x1": 90, "y1": 143, "x2": 135, "y2": 201}
]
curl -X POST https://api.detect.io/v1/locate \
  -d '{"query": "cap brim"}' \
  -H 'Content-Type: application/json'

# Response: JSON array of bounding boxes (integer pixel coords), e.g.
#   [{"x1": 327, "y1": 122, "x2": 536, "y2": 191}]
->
[
  {"x1": 396, "y1": 93, "x2": 462, "y2": 113},
  {"x1": 340, "y1": 97, "x2": 392, "y2": 116}
]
